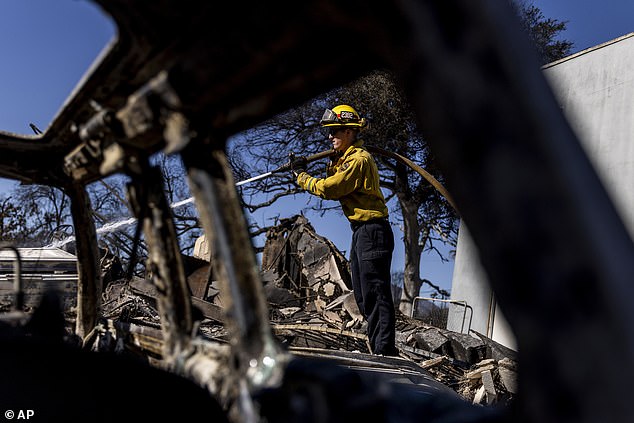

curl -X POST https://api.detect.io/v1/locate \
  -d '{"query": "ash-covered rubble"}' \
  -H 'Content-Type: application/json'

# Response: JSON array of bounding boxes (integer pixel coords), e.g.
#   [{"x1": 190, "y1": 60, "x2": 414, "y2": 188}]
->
[
  {"x1": 100, "y1": 214, "x2": 518, "y2": 406},
  {"x1": 256, "y1": 215, "x2": 518, "y2": 406}
]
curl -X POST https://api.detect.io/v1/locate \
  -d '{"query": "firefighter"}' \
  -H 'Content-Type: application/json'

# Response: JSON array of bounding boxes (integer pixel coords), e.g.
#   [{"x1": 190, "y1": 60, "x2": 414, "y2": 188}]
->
[{"x1": 293, "y1": 104, "x2": 398, "y2": 356}]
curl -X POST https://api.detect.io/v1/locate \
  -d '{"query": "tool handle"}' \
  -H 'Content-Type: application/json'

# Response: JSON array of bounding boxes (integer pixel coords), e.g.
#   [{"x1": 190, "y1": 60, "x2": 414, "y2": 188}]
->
[
  {"x1": 275, "y1": 149, "x2": 340, "y2": 173},
  {"x1": 304, "y1": 149, "x2": 340, "y2": 163}
]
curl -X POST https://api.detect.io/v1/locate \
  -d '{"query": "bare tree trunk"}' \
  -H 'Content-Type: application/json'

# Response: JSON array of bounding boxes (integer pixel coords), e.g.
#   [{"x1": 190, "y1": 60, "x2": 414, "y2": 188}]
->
[{"x1": 398, "y1": 199, "x2": 423, "y2": 316}]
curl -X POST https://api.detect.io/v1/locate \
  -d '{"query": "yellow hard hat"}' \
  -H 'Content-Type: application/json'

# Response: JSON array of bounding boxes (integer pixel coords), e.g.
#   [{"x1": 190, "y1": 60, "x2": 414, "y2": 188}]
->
[{"x1": 319, "y1": 104, "x2": 367, "y2": 129}]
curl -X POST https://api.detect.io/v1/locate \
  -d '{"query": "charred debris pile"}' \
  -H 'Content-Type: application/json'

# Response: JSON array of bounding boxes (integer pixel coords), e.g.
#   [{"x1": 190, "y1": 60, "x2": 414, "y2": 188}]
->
[{"x1": 93, "y1": 214, "x2": 518, "y2": 406}]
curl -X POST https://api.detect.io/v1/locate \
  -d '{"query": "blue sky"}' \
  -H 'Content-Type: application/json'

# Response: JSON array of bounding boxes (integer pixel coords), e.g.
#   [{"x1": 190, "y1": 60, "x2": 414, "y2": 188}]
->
[
  {"x1": 0, "y1": 1, "x2": 114, "y2": 135},
  {"x1": 0, "y1": 1, "x2": 632, "y2": 295},
  {"x1": 532, "y1": 0, "x2": 634, "y2": 54}
]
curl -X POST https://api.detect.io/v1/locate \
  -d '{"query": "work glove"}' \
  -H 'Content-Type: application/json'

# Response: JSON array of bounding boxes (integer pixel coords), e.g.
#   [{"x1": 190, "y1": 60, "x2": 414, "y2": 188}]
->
[{"x1": 289, "y1": 153, "x2": 307, "y2": 177}]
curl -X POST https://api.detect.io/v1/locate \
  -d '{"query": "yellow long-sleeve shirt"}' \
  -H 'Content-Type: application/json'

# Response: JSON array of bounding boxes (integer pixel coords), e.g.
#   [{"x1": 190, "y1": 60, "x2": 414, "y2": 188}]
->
[{"x1": 296, "y1": 140, "x2": 388, "y2": 222}]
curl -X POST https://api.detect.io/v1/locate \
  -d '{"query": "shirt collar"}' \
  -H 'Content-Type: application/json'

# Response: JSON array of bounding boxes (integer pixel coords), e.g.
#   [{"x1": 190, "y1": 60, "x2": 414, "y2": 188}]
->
[{"x1": 343, "y1": 139, "x2": 364, "y2": 158}]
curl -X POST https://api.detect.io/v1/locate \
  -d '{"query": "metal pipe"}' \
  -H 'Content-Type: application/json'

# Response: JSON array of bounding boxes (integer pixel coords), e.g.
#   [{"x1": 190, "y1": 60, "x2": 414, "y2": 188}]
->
[{"x1": 486, "y1": 293, "x2": 497, "y2": 339}]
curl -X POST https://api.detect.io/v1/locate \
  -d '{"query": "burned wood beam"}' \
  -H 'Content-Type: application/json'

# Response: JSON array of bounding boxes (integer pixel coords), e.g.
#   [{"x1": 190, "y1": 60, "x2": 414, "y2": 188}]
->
[
  {"x1": 272, "y1": 323, "x2": 371, "y2": 353},
  {"x1": 127, "y1": 277, "x2": 225, "y2": 323},
  {"x1": 113, "y1": 320, "x2": 164, "y2": 356},
  {"x1": 191, "y1": 297, "x2": 224, "y2": 323}
]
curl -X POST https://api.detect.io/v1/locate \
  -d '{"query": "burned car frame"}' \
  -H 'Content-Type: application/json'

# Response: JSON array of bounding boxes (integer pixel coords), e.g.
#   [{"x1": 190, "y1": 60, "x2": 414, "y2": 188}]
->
[{"x1": 0, "y1": 0, "x2": 632, "y2": 422}]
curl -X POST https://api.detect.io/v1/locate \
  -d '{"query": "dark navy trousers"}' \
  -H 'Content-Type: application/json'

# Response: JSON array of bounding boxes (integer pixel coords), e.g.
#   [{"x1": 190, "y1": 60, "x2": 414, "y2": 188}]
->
[{"x1": 349, "y1": 218, "x2": 397, "y2": 356}]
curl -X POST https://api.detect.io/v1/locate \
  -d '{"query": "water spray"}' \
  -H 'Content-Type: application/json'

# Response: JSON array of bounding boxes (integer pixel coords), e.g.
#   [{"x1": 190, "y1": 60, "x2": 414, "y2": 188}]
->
[
  {"x1": 235, "y1": 148, "x2": 340, "y2": 187},
  {"x1": 46, "y1": 146, "x2": 456, "y2": 249}
]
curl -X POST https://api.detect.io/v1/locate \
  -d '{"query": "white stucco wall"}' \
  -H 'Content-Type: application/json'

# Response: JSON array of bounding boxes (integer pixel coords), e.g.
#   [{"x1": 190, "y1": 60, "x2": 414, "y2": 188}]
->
[
  {"x1": 448, "y1": 33, "x2": 634, "y2": 350},
  {"x1": 543, "y1": 33, "x2": 634, "y2": 236}
]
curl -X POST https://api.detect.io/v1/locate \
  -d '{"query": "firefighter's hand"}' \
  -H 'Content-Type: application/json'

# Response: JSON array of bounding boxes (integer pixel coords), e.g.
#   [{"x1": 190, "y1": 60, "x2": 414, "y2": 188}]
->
[{"x1": 290, "y1": 155, "x2": 307, "y2": 177}]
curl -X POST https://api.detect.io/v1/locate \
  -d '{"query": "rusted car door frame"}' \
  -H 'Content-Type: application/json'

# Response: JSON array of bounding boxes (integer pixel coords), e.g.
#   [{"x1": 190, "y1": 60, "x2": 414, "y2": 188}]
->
[{"x1": 0, "y1": 0, "x2": 631, "y2": 421}]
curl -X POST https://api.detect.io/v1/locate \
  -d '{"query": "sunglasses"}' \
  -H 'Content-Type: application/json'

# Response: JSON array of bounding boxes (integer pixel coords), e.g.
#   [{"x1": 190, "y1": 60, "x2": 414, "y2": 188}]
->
[{"x1": 326, "y1": 127, "x2": 345, "y2": 137}]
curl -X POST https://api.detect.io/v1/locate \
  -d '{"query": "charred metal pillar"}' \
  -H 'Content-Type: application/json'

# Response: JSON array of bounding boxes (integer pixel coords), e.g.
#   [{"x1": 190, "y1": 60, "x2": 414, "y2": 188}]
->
[
  {"x1": 376, "y1": 0, "x2": 634, "y2": 421},
  {"x1": 181, "y1": 139, "x2": 285, "y2": 391},
  {"x1": 67, "y1": 182, "x2": 102, "y2": 339},
  {"x1": 127, "y1": 161, "x2": 193, "y2": 361}
]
